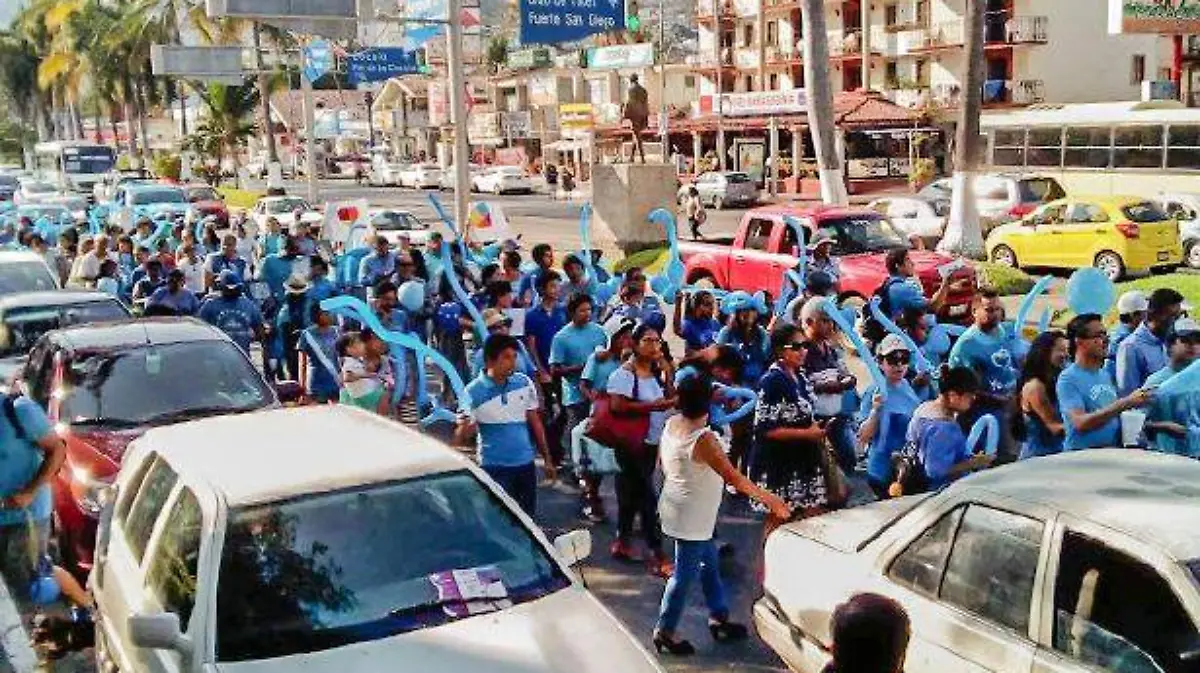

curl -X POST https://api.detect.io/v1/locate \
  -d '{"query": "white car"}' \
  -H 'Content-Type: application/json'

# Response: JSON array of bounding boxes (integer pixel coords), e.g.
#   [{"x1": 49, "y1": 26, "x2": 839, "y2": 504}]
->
[
  {"x1": 676, "y1": 171, "x2": 759, "y2": 209},
  {"x1": 472, "y1": 166, "x2": 533, "y2": 195},
  {"x1": 92, "y1": 405, "x2": 664, "y2": 673},
  {"x1": 108, "y1": 184, "x2": 190, "y2": 231},
  {"x1": 13, "y1": 179, "x2": 59, "y2": 206},
  {"x1": 756, "y1": 450, "x2": 1200, "y2": 673},
  {"x1": 43, "y1": 194, "x2": 89, "y2": 222},
  {"x1": 440, "y1": 164, "x2": 483, "y2": 191},
  {"x1": 369, "y1": 161, "x2": 409, "y2": 187},
  {"x1": 400, "y1": 163, "x2": 443, "y2": 189},
  {"x1": 867, "y1": 195, "x2": 950, "y2": 248},
  {"x1": 250, "y1": 195, "x2": 323, "y2": 233},
  {"x1": 367, "y1": 209, "x2": 431, "y2": 247},
  {"x1": 1156, "y1": 192, "x2": 1200, "y2": 268}
]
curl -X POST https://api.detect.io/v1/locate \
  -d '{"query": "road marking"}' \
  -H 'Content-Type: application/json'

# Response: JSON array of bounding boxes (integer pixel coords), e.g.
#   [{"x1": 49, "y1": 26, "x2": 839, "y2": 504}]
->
[{"x1": 0, "y1": 578, "x2": 36, "y2": 673}]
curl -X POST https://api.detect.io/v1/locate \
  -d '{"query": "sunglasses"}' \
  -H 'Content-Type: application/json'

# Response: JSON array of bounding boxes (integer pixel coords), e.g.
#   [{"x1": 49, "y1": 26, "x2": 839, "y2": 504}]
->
[
  {"x1": 783, "y1": 342, "x2": 808, "y2": 352},
  {"x1": 884, "y1": 353, "x2": 911, "y2": 365}
]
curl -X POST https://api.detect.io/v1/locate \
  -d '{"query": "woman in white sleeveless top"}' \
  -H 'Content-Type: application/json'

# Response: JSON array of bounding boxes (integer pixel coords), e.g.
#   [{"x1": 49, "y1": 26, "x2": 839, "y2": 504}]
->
[{"x1": 653, "y1": 373, "x2": 791, "y2": 656}]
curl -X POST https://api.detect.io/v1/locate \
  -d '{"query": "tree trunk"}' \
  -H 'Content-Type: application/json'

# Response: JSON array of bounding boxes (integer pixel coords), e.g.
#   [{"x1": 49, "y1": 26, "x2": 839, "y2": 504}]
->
[
  {"x1": 93, "y1": 105, "x2": 103, "y2": 144},
  {"x1": 135, "y1": 83, "x2": 151, "y2": 163},
  {"x1": 122, "y1": 77, "x2": 140, "y2": 165},
  {"x1": 175, "y1": 79, "x2": 189, "y2": 137},
  {"x1": 937, "y1": 0, "x2": 986, "y2": 259},
  {"x1": 252, "y1": 24, "x2": 279, "y2": 168},
  {"x1": 800, "y1": 0, "x2": 849, "y2": 205},
  {"x1": 71, "y1": 98, "x2": 84, "y2": 140},
  {"x1": 107, "y1": 104, "x2": 119, "y2": 146}
]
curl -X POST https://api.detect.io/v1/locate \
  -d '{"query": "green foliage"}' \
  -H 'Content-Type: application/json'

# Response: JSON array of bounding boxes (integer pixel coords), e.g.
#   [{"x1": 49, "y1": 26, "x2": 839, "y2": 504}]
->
[
  {"x1": 0, "y1": 116, "x2": 35, "y2": 161},
  {"x1": 151, "y1": 153, "x2": 182, "y2": 181},
  {"x1": 976, "y1": 262, "x2": 1035, "y2": 296},
  {"x1": 486, "y1": 35, "x2": 509, "y2": 72},
  {"x1": 1117, "y1": 273, "x2": 1200, "y2": 317}
]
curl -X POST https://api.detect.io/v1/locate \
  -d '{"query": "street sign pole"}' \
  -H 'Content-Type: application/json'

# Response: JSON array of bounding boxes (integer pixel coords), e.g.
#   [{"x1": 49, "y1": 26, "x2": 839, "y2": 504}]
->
[
  {"x1": 303, "y1": 73, "x2": 319, "y2": 203},
  {"x1": 446, "y1": 0, "x2": 472, "y2": 237}
]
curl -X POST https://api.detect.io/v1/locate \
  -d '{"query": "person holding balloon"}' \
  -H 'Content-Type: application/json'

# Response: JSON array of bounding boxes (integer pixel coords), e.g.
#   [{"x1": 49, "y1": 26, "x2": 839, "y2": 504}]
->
[
  {"x1": 858, "y1": 335, "x2": 923, "y2": 499},
  {"x1": 719, "y1": 298, "x2": 771, "y2": 472},
  {"x1": 1058, "y1": 313, "x2": 1153, "y2": 451},
  {"x1": 798, "y1": 297, "x2": 859, "y2": 474},
  {"x1": 892, "y1": 366, "x2": 994, "y2": 495},
  {"x1": 1142, "y1": 317, "x2": 1200, "y2": 457}
]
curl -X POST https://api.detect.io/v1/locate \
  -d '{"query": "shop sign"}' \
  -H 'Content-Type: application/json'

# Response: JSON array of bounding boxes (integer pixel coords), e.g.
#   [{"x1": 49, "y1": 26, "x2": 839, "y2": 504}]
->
[
  {"x1": 699, "y1": 89, "x2": 806, "y2": 117},
  {"x1": 888, "y1": 157, "x2": 911, "y2": 178},
  {"x1": 428, "y1": 81, "x2": 449, "y2": 126},
  {"x1": 508, "y1": 47, "x2": 552, "y2": 69},
  {"x1": 1109, "y1": 0, "x2": 1200, "y2": 34},
  {"x1": 468, "y1": 112, "x2": 502, "y2": 141},
  {"x1": 502, "y1": 111, "x2": 533, "y2": 138},
  {"x1": 559, "y1": 103, "x2": 594, "y2": 138},
  {"x1": 586, "y1": 43, "x2": 655, "y2": 69},
  {"x1": 847, "y1": 158, "x2": 890, "y2": 179}
]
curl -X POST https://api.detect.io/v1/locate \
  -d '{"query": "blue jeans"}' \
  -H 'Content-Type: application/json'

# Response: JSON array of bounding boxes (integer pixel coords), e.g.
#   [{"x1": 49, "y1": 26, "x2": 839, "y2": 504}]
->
[
  {"x1": 656, "y1": 538, "x2": 729, "y2": 634},
  {"x1": 483, "y1": 463, "x2": 537, "y2": 515}
]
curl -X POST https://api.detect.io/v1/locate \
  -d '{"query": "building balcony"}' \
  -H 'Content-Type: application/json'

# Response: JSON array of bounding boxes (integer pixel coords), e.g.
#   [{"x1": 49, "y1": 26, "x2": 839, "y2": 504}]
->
[
  {"x1": 870, "y1": 20, "x2": 964, "y2": 56},
  {"x1": 828, "y1": 28, "x2": 867, "y2": 57},
  {"x1": 696, "y1": 1, "x2": 735, "y2": 24},
  {"x1": 762, "y1": 0, "x2": 799, "y2": 13},
  {"x1": 690, "y1": 51, "x2": 734, "y2": 70},
  {"x1": 983, "y1": 78, "x2": 1045, "y2": 106},
  {"x1": 883, "y1": 84, "x2": 933, "y2": 109},
  {"x1": 984, "y1": 15, "x2": 1048, "y2": 45},
  {"x1": 734, "y1": 47, "x2": 761, "y2": 70},
  {"x1": 1186, "y1": 35, "x2": 1200, "y2": 59},
  {"x1": 765, "y1": 44, "x2": 802, "y2": 65}
]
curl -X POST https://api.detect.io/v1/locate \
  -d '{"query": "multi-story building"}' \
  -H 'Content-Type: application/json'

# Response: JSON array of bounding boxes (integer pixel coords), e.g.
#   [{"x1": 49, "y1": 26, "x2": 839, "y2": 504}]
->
[{"x1": 694, "y1": 0, "x2": 1167, "y2": 109}]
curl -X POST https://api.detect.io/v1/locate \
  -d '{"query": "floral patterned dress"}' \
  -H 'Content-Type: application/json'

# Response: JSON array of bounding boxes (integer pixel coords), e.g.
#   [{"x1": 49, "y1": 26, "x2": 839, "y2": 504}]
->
[{"x1": 750, "y1": 362, "x2": 827, "y2": 512}]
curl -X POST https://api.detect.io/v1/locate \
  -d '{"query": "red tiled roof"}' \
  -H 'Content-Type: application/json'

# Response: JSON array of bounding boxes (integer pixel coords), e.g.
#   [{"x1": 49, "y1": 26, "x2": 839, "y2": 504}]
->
[
  {"x1": 272, "y1": 90, "x2": 371, "y2": 132},
  {"x1": 833, "y1": 90, "x2": 921, "y2": 127}
]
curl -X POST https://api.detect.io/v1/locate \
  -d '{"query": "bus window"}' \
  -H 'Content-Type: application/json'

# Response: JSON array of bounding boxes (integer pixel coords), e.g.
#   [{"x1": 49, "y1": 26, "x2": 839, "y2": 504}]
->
[
  {"x1": 1027, "y1": 128, "x2": 1063, "y2": 167},
  {"x1": 1167, "y1": 125, "x2": 1200, "y2": 169},
  {"x1": 993, "y1": 129, "x2": 1025, "y2": 167},
  {"x1": 1064, "y1": 127, "x2": 1111, "y2": 168},
  {"x1": 1112, "y1": 126, "x2": 1163, "y2": 169}
]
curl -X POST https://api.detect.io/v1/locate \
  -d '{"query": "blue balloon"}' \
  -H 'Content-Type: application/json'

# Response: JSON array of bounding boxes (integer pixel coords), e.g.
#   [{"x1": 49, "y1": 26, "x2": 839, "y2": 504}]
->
[
  {"x1": 710, "y1": 384, "x2": 757, "y2": 425},
  {"x1": 649, "y1": 275, "x2": 672, "y2": 298},
  {"x1": 966, "y1": 414, "x2": 1000, "y2": 457},
  {"x1": 1014, "y1": 274, "x2": 1054, "y2": 336},
  {"x1": 1066, "y1": 268, "x2": 1116, "y2": 317},
  {"x1": 397, "y1": 280, "x2": 426, "y2": 313},
  {"x1": 1155, "y1": 357, "x2": 1200, "y2": 397}
]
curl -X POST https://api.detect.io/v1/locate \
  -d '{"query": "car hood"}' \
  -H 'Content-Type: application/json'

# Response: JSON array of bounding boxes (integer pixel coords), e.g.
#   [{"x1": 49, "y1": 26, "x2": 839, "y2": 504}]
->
[
  {"x1": 216, "y1": 587, "x2": 662, "y2": 673},
  {"x1": 134, "y1": 202, "x2": 189, "y2": 216},
  {"x1": 782, "y1": 495, "x2": 927, "y2": 553},
  {"x1": 68, "y1": 427, "x2": 148, "y2": 465}
]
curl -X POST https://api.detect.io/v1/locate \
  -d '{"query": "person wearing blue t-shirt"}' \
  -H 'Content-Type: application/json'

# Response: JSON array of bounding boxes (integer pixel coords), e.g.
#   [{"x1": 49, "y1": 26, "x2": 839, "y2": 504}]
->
[
  {"x1": 358, "y1": 235, "x2": 398, "y2": 288},
  {"x1": 673, "y1": 289, "x2": 721, "y2": 354},
  {"x1": 146, "y1": 269, "x2": 200, "y2": 316},
  {"x1": 1105, "y1": 291, "x2": 1148, "y2": 380},
  {"x1": 524, "y1": 271, "x2": 567, "y2": 383},
  {"x1": 880, "y1": 248, "x2": 965, "y2": 319},
  {"x1": 305, "y1": 257, "x2": 337, "y2": 328},
  {"x1": 204, "y1": 234, "x2": 249, "y2": 293},
  {"x1": 470, "y1": 310, "x2": 537, "y2": 379},
  {"x1": 456, "y1": 334, "x2": 555, "y2": 514},
  {"x1": 900, "y1": 366, "x2": 994, "y2": 494},
  {"x1": 717, "y1": 307, "x2": 770, "y2": 387},
  {"x1": 1116, "y1": 288, "x2": 1183, "y2": 396},
  {"x1": 517, "y1": 243, "x2": 555, "y2": 307},
  {"x1": 550, "y1": 293, "x2": 608, "y2": 467},
  {"x1": 299, "y1": 304, "x2": 342, "y2": 403},
  {"x1": 198, "y1": 270, "x2": 265, "y2": 356},
  {"x1": 948, "y1": 289, "x2": 1021, "y2": 458},
  {"x1": 858, "y1": 335, "x2": 923, "y2": 498},
  {"x1": 1058, "y1": 313, "x2": 1151, "y2": 451},
  {"x1": 561, "y1": 253, "x2": 598, "y2": 306},
  {"x1": 257, "y1": 236, "x2": 301, "y2": 301},
  {"x1": 1142, "y1": 317, "x2": 1200, "y2": 457},
  {"x1": 0, "y1": 394, "x2": 66, "y2": 593}
]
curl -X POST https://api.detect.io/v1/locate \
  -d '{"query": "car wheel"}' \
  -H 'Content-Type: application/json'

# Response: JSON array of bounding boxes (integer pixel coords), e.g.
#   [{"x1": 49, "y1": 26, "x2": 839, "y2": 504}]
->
[
  {"x1": 493, "y1": 184, "x2": 502, "y2": 196},
  {"x1": 1094, "y1": 251, "x2": 1126, "y2": 281},
  {"x1": 1187, "y1": 242, "x2": 1200, "y2": 269},
  {"x1": 991, "y1": 244, "x2": 1018, "y2": 269}
]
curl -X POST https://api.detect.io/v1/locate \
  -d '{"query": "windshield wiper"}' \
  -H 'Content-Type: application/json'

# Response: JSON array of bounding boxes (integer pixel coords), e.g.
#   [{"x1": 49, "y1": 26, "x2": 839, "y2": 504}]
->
[
  {"x1": 70, "y1": 417, "x2": 143, "y2": 429},
  {"x1": 141, "y1": 404, "x2": 260, "y2": 426},
  {"x1": 388, "y1": 596, "x2": 505, "y2": 620}
]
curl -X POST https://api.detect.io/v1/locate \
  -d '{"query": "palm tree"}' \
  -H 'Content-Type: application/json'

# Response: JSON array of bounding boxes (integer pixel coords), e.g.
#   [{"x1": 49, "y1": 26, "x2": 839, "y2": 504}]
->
[
  {"x1": 0, "y1": 30, "x2": 46, "y2": 140},
  {"x1": 800, "y1": 0, "x2": 848, "y2": 205},
  {"x1": 936, "y1": 0, "x2": 986, "y2": 258},
  {"x1": 193, "y1": 79, "x2": 260, "y2": 180}
]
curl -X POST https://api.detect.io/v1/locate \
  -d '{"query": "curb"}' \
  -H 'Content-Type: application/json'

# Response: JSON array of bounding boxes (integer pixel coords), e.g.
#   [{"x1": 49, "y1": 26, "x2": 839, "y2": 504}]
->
[{"x1": 0, "y1": 578, "x2": 35, "y2": 673}]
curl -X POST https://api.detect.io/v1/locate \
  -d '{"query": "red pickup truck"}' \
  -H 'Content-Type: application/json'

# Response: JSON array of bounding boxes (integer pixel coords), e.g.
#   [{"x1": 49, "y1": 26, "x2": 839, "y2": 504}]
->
[{"x1": 679, "y1": 205, "x2": 977, "y2": 322}]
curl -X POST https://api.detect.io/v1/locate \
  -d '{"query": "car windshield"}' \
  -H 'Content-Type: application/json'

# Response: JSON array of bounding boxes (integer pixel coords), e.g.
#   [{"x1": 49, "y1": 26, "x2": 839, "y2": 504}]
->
[
  {"x1": 919, "y1": 180, "x2": 952, "y2": 199},
  {"x1": 726, "y1": 172, "x2": 752, "y2": 184},
  {"x1": 1123, "y1": 202, "x2": 1169, "y2": 223},
  {"x1": 23, "y1": 182, "x2": 56, "y2": 194},
  {"x1": 371, "y1": 212, "x2": 423, "y2": 231},
  {"x1": 59, "y1": 340, "x2": 273, "y2": 427},
  {"x1": 267, "y1": 198, "x2": 310, "y2": 214},
  {"x1": 130, "y1": 189, "x2": 186, "y2": 205},
  {"x1": 0, "y1": 262, "x2": 59, "y2": 295},
  {"x1": 822, "y1": 215, "x2": 908, "y2": 254},
  {"x1": 0, "y1": 301, "x2": 128, "y2": 357},
  {"x1": 214, "y1": 470, "x2": 569, "y2": 661},
  {"x1": 1017, "y1": 177, "x2": 1064, "y2": 203},
  {"x1": 0, "y1": 176, "x2": 17, "y2": 187},
  {"x1": 21, "y1": 206, "x2": 69, "y2": 221}
]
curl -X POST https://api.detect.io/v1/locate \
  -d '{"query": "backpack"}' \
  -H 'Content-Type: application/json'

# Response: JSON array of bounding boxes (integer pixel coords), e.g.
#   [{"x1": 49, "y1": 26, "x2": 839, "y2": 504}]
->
[
  {"x1": 862, "y1": 276, "x2": 906, "y2": 346},
  {"x1": 3, "y1": 392, "x2": 27, "y2": 441}
]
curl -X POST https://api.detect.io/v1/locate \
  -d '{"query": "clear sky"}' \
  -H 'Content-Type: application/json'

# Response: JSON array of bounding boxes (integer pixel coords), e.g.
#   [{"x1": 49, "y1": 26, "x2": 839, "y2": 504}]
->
[{"x1": 0, "y1": 1, "x2": 24, "y2": 29}]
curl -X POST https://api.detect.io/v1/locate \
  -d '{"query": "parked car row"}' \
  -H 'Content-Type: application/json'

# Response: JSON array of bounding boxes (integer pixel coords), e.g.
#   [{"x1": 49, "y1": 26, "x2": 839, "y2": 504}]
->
[{"x1": 369, "y1": 162, "x2": 535, "y2": 195}]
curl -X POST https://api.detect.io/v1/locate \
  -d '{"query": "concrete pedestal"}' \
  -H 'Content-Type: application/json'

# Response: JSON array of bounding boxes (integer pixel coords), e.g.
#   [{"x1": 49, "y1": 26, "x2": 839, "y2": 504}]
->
[{"x1": 591, "y1": 163, "x2": 674, "y2": 255}]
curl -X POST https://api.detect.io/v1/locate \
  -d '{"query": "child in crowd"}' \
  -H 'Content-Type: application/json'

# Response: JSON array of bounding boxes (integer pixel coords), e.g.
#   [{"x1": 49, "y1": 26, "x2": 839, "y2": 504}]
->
[
  {"x1": 299, "y1": 304, "x2": 342, "y2": 404},
  {"x1": 338, "y1": 331, "x2": 393, "y2": 415},
  {"x1": 673, "y1": 289, "x2": 721, "y2": 355}
]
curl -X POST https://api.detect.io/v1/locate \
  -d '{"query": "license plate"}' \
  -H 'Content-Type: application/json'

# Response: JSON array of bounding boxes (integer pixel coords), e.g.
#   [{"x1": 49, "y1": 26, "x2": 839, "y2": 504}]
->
[
  {"x1": 1158, "y1": 251, "x2": 1170, "y2": 261},
  {"x1": 950, "y1": 304, "x2": 968, "y2": 316}
]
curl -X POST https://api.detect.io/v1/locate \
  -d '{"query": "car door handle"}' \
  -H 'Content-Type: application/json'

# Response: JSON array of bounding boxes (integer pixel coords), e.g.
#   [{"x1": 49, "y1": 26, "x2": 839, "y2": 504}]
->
[
  {"x1": 1048, "y1": 230, "x2": 1063, "y2": 234},
  {"x1": 734, "y1": 257, "x2": 746, "y2": 263},
  {"x1": 1093, "y1": 229, "x2": 1107, "y2": 234}
]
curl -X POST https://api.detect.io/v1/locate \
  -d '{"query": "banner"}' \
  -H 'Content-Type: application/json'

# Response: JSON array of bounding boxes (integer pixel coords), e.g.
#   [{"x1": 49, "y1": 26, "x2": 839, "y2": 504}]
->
[
  {"x1": 346, "y1": 48, "x2": 422, "y2": 84},
  {"x1": 699, "y1": 89, "x2": 807, "y2": 116},
  {"x1": 467, "y1": 201, "x2": 516, "y2": 242},
  {"x1": 520, "y1": 0, "x2": 624, "y2": 45},
  {"x1": 320, "y1": 199, "x2": 370, "y2": 245},
  {"x1": 586, "y1": 43, "x2": 654, "y2": 69}
]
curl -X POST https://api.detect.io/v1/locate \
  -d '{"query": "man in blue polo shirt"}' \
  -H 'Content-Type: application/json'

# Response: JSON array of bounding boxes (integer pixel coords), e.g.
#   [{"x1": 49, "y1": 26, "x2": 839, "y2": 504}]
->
[
  {"x1": 358, "y1": 235, "x2": 398, "y2": 288},
  {"x1": 457, "y1": 334, "x2": 555, "y2": 514},
  {"x1": 1116, "y1": 287, "x2": 1184, "y2": 396}
]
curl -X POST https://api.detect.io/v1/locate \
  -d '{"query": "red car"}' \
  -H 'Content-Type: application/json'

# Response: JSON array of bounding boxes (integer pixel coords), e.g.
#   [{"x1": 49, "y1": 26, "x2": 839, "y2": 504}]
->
[
  {"x1": 17, "y1": 319, "x2": 281, "y2": 577},
  {"x1": 184, "y1": 183, "x2": 229, "y2": 227},
  {"x1": 679, "y1": 205, "x2": 977, "y2": 322}
]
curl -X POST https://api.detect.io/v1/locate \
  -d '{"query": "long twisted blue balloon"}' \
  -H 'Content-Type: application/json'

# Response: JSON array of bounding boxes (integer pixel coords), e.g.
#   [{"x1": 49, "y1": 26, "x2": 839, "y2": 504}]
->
[
  {"x1": 868, "y1": 297, "x2": 932, "y2": 374},
  {"x1": 966, "y1": 414, "x2": 999, "y2": 457},
  {"x1": 1014, "y1": 274, "x2": 1054, "y2": 339},
  {"x1": 320, "y1": 295, "x2": 466, "y2": 426},
  {"x1": 648, "y1": 208, "x2": 685, "y2": 297},
  {"x1": 710, "y1": 383, "x2": 757, "y2": 425},
  {"x1": 438, "y1": 239, "x2": 487, "y2": 345},
  {"x1": 426, "y1": 193, "x2": 478, "y2": 266}
]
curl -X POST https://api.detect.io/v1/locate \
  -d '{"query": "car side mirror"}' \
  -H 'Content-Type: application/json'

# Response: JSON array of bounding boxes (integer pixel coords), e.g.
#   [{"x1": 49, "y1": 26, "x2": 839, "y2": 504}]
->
[
  {"x1": 553, "y1": 530, "x2": 592, "y2": 566},
  {"x1": 129, "y1": 613, "x2": 192, "y2": 655},
  {"x1": 272, "y1": 380, "x2": 304, "y2": 405}
]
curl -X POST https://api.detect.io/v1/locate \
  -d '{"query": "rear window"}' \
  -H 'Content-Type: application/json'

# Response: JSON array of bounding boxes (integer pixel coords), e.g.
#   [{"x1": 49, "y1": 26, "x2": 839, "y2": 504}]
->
[
  {"x1": 1017, "y1": 178, "x2": 1065, "y2": 203},
  {"x1": 0, "y1": 262, "x2": 59, "y2": 295},
  {"x1": 726, "y1": 172, "x2": 752, "y2": 184},
  {"x1": 1122, "y1": 202, "x2": 1169, "y2": 223}
]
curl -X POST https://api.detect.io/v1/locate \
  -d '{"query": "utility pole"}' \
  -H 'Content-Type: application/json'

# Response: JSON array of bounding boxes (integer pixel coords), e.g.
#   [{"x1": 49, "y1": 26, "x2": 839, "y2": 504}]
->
[
  {"x1": 447, "y1": 0, "x2": 472, "y2": 234},
  {"x1": 303, "y1": 72, "x2": 319, "y2": 203},
  {"x1": 658, "y1": 0, "x2": 669, "y2": 160}
]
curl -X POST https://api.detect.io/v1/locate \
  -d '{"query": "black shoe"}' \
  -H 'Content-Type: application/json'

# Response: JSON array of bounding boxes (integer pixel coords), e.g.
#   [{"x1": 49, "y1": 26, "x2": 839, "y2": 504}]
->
[
  {"x1": 652, "y1": 633, "x2": 695, "y2": 656},
  {"x1": 709, "y1": 620, "x2": 749, "y2": 642}
]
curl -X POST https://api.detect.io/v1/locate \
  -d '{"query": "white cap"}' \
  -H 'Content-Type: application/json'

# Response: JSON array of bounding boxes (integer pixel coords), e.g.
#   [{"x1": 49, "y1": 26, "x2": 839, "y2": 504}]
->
[
  {"x1": 877, "y1": 333, "x2": 910, "y2": 357},
  {"x1": 798, "y1": 296, "x2": 830, "y2": 325},
  {"x1": 1174, "y1": 316, "x2": 1200, "y2": 336},
  {"x1": 1117, "y1": 290, "x2": 1149, "y2": 315}
]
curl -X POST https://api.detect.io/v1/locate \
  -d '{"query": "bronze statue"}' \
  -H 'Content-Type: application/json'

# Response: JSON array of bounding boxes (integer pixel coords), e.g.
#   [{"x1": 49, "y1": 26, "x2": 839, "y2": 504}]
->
[{"x1": 622, "y1": 74, "x2": 649, "y2": 163}]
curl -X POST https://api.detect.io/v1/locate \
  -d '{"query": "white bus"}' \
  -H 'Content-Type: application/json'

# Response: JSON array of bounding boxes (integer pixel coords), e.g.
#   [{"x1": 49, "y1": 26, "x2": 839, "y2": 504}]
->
[
  {"x1": 32, "y1": 141, "x2": 117, "y2": 197},
  {"x1": 980, "y1": 100, "x2": 1200, "y2": 197}
]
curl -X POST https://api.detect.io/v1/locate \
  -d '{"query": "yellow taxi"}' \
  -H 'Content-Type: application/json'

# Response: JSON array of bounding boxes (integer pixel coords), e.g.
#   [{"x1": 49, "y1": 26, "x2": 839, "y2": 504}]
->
[{"x1": 986, "y1": 195, "x2": 1182, "y2": 281}]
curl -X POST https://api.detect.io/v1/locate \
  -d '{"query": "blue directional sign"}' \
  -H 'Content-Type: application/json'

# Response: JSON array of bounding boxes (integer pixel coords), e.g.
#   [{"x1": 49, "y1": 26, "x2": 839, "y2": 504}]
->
[
  {"x1": 401, "y1": 0, "x2": 447, "y2": 48},
  {"x1": 346, "y1": 48, "x2": 422, "y2": 84},
  {"x1": 302, "y1": 39, "x2": 334, "y2": 84},
  {"x1": 520, "y1": 0, "x2": 624, "y2": 45}
]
